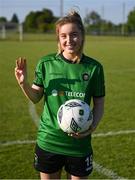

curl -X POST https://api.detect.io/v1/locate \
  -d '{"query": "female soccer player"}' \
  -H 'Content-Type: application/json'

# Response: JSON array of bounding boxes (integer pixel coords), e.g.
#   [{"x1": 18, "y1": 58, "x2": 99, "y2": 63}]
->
[{"x1": 15, "y1": 10, "x2": 105, "y2": 180}]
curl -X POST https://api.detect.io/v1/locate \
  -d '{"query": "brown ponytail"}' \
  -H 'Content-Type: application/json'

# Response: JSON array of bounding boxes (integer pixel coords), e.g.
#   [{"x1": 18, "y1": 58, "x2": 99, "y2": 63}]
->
[{"x1": 55, "y1": 10, "x2": 85, "y2": 59}]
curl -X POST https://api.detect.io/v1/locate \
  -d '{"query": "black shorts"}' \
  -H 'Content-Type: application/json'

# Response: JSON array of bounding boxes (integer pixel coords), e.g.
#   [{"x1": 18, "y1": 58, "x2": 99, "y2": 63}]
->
[{"x1": 34, "y1": 144, "x2": 93, "y2": 177}]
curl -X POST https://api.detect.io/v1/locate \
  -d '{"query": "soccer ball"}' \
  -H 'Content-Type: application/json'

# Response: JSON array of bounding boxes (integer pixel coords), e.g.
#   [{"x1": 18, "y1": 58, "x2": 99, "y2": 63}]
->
[{"x1": 57, "y1": 99, "x2": 93, "y2": 134}]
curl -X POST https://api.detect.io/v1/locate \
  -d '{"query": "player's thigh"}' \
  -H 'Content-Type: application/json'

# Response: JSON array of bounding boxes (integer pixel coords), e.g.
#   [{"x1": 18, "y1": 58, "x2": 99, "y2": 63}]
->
[
  {"x1": 67, "y1": 173, "x2": 88, "y2": 179},
  {"x1": 40, "y1": 170, "x2": 62, "y2": 180}
]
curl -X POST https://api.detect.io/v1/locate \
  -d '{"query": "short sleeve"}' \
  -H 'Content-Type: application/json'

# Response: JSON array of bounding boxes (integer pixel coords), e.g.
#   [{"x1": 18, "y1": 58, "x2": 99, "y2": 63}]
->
[
  {"x1": 33, "y1": 61, "x2": 44, "y2": 87},
  {"x1": 93, "y1": 64, "x2": 105, "y2": 97}
]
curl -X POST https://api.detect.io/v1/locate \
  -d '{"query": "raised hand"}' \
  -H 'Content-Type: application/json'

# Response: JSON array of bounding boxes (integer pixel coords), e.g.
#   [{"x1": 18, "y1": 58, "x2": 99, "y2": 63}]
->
[{"x1": 15, "y1": 57, "x2": 27, "y2": 85}]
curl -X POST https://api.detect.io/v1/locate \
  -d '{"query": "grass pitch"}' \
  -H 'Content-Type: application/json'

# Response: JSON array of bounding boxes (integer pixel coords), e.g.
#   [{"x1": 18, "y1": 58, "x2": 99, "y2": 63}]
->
[{"x1": 0, "y1": 35, "x2": 135, "y2": 179}]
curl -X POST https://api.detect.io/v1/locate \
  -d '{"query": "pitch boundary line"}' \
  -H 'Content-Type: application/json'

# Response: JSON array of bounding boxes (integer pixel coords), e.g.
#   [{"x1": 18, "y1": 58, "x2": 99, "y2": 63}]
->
[
  {"x1": 28, "y1": 100, "x2": 135, "y2": 138},
  {"x1": 1, "y1": 128, "x2": 135, "y2": 147},
  {"x1": 92, "y1": 129, "x2": 135, "y2": 137},
  {"x1": 28, "y1": 101, "x2": 39, "y2": 127},
  {"x1": 1, "y1": 129, "x2": 135, "y2": 146},
  {"x1": 1, "y1": 126, "x2": 135, "y2": 146},
  {"x1": 93, "y1": 162, "x2": 127, "y2": 179},
  {"x1": 0, "y1": 140, "x2": 35, "y2": 146}
]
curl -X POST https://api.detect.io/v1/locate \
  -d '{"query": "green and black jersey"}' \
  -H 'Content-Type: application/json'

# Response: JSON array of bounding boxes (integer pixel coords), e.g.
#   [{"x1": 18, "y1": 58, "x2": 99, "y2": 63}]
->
[{"x1": 33, "y1": 53, "x2": 105, "y2": 157}]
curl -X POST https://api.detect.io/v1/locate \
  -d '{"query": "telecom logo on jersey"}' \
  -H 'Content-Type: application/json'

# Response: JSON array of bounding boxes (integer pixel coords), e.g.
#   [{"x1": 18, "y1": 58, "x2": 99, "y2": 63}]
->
[{"x1": 52, "y1": 89, "x2": 85, "y2": 98}]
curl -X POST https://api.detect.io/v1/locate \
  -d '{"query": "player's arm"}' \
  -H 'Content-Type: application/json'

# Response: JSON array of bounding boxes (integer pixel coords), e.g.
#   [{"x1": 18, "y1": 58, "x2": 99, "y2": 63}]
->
[
  {"x1": 81, "y1": 96, "x2": 104, "y2": 135},
  {"x1": 19, "y1": 83, "x2": 43, "y2": 104},
  {"x1": 15, "y1": 57, "x2": 44, "y2": 104},
  {"x1": 90, "y1": 96, "x2": 104, "y2": 132}
]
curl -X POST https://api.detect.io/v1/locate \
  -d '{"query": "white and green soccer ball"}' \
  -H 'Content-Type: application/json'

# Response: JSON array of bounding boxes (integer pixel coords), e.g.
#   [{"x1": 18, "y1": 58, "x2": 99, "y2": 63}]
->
[{"x1": 57, "y1": 99, "x2": 93, "y2": 134}]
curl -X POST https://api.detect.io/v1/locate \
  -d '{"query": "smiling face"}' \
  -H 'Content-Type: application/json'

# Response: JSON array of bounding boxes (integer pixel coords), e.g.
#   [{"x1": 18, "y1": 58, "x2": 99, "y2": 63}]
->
[{"x1": 58, "y1": 23, "x2": 83, "y2": 60}]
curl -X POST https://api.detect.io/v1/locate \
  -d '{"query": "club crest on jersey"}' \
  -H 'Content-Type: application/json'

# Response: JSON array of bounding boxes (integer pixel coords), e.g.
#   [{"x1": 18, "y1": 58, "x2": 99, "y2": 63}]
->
[{"x1": 82, "y1": 73, "x2": 89, "y2": 81}]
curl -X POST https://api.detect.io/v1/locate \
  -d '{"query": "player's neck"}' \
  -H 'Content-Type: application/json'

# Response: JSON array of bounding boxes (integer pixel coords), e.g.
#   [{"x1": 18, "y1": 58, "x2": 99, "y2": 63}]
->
[{"x1": 62, "y1": 52, "x2": 82, "y2": 63}]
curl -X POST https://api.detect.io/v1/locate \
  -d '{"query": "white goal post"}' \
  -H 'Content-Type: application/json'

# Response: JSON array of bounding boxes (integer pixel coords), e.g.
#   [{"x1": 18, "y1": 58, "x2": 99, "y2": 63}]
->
[{"x1": 0, "y1": 22, "x2": 23, "y2": 41}]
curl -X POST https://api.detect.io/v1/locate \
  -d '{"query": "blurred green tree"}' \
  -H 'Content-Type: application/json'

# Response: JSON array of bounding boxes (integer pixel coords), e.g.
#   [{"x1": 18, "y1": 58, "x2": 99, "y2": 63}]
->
[
  {"x1": 0, "y1": 17, "x2": 7, "y2": 23},
  {"x1": 10, "y1": 13, "x2": 19, "y2": 23},
  {"x1": 127, "y1": 7, "x2": 135, "y2": 34},
  {"x1": 24, "y1": 9, "x2": 56, "y2": 32}
]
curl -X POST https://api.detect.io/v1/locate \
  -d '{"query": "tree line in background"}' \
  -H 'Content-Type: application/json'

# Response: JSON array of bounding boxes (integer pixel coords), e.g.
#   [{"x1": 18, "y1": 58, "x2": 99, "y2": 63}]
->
[{"x1": 0, "y1": 7, "x2": 135, "y2": 35}]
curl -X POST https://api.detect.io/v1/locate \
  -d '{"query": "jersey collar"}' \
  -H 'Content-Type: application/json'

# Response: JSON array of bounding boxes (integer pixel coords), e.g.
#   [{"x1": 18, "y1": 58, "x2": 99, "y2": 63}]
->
[{"x1": 56, "y1": 53, "x2": 85, "y2": 64}]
